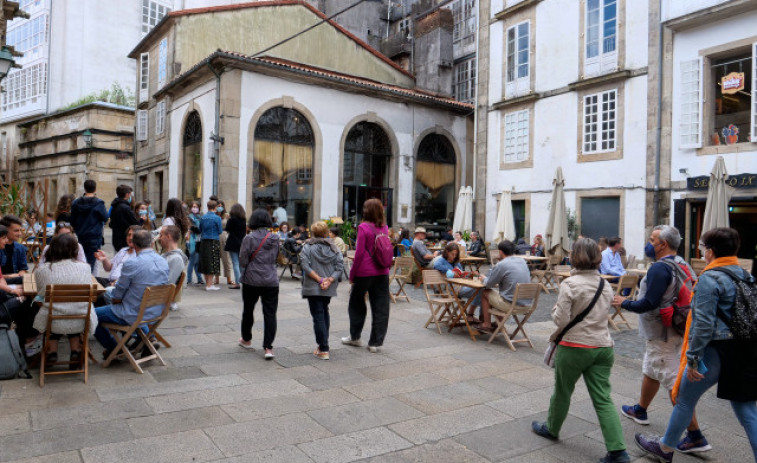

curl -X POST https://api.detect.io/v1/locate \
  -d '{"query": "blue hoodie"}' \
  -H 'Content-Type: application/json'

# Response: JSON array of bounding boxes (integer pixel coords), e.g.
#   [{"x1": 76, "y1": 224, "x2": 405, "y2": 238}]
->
[{"x1": 70, "y1": 195, "x2": 108, "y2": 242}]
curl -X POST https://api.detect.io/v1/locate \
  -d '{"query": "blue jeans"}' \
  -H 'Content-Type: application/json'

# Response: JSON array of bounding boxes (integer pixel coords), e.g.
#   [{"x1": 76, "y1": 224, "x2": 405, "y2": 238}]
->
[
  {"x1": 229, "y1": 251, "x2": 240, "y2": 284},
  {"x1": 94, "y1": 305, "x2": 147, "y2": 351},
  {"x1": 307, "y1": 296, "x2": 331, "y2": 352},
  {"x1": 187, "y1": 250, "x2": 203, "y2": 284},
  {"x1": 662, "y1": 345, "x2": 757, "y2": 459},
  {"x1": 80, "y1": 237, "x2": 102, "y2": 273}
]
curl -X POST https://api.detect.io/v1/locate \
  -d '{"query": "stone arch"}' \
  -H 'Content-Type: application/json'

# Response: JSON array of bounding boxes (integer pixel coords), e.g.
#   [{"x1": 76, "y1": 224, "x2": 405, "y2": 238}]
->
[{"x1": 179, "y1": 104, "x2": 206, "y2": 203}]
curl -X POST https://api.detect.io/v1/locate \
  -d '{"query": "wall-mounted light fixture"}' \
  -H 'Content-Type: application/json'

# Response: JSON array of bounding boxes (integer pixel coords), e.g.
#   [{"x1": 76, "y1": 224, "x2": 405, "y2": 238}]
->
[
  {"x1": 0, "y1": 46, "x2": 16, "y2": 81},
  {"x1": 82, "y1": 129, "x2": 93, "y2": 148}
]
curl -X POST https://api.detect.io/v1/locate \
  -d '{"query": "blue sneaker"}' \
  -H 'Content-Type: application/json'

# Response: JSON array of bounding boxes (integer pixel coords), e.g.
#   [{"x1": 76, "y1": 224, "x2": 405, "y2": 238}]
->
[
  {"x1": 635, "y1": 434, "x2": 673, "y2": 463},
  {"x1": 531, "y1": 421, "x2": 558, "y2": 441},
  {"x1": 621, "y1": 403, "x2": 649, "y2": 425},
  {"x1": 676, "y1": 432, "x2": 712, "y2": 453}
]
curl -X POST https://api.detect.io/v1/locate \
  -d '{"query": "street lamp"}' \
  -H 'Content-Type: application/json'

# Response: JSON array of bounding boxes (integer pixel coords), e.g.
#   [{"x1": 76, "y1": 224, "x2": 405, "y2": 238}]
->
[
  {"x1": 0, "y1": 46, "x2": 16, "y2": 80},
  {"x1": 82, "y1": 129, "x2": 93, "y2": 148}
]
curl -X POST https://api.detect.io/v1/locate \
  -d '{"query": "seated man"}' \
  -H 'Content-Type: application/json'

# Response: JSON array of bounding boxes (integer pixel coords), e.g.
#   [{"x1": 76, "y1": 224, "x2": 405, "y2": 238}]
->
[
  {"x1": 94, "y1": 230, "x2": 169, "y2": 359},
  {"x1": 158, "y1": 225, "x2": 188, "y2": 311},
  {"x1": 478, "y1": 240, "x2": 531, "y2": 332},
  {"x1": 600, "y1": 236, "x2": 626, "y2": 278},
  {"x1": 515, "y1": 238, "x2": 532, "y2": 255},
  {"x1": 411, "y1": 227, "x2": 439, "y2": 268},
  {"x1": 0, "y1": 215, "x2": 29, "y2": 284},
  {"x1": 468, "y1": 232, "x2": 486, "y2": 257}
]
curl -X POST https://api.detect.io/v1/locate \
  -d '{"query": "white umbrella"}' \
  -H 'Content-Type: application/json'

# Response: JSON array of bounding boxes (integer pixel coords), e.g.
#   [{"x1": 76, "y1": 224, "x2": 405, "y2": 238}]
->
[
  {"x1": 461, "y1": 186, "x2": 473, "y2": 233},
  {"x1": 545, "y1": 167, "x2": 570, "y2": 258},
  {"x1": 700, "y1": 156, "x2": 734, "y2": 237},
  {"x1": 492, "y1": 189, "x2": 515, "y2": 243},
  {"x1": 452, "y1": 186, "x2": 466, "y2": 233}
]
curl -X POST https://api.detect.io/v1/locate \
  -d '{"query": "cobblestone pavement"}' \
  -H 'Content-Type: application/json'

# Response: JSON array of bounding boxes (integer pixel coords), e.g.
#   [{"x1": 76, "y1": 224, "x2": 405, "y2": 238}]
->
[{"x1": 0, "y1": 275, "x2": 751, "y2": 463}]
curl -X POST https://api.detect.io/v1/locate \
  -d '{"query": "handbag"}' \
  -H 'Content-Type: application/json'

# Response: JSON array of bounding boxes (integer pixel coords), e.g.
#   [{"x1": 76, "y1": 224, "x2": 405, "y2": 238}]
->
[{"x1": 544, "y1": 278, "x2": 605, "y2": 368}]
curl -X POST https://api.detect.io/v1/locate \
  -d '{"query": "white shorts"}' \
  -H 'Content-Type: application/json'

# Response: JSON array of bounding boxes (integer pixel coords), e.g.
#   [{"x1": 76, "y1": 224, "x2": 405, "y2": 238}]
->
[{"x1": 642, "y1": 338, "x2": 683, "y2": 390}]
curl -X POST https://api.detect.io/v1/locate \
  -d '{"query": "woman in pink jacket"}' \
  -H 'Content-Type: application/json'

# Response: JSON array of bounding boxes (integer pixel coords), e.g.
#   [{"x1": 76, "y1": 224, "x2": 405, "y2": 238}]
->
[{"x1": 341, "y1": 198, "x2": 392, "y2": 353}]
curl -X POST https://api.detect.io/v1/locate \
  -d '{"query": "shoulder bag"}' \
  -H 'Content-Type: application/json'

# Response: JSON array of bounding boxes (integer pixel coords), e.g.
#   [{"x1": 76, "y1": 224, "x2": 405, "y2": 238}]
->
[{"x1": 544, "y1": 278, "x2": 605, "y2": 368}]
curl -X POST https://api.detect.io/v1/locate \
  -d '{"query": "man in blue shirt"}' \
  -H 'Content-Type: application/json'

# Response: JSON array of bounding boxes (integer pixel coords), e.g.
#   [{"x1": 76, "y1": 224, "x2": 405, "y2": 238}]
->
[
  {"x1": 94, "y1": 230, "x2": 169, "y2": 359},
  {"x1": 600, "y1": 237, "x2": 626, "y2": 277},
  {"x1": 0, "y1": 215, "x2": 28, "y2": 284}
]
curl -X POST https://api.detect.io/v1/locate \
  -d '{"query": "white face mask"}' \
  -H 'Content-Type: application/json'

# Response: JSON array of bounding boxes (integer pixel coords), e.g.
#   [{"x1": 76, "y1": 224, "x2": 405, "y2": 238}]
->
[{"x1": 191, "y1": 208, "x2": 199, "y2": 214}]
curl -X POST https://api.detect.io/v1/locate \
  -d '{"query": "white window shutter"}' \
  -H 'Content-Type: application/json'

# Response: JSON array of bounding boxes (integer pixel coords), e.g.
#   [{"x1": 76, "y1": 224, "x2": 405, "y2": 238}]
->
[
  {"x1": 679, "y1": 58, "x2": 702, "y2": 149},
  {"x1": 751, "y1": 42, "x2": 757, "y2": 142},
  {"x1": 137, "y1": 110, "x2": 148, "y2": 141},
  {"x1": 155, "y1": 101, "x2": 165, "y2": 135},
  {"x1": 139, "y1": 53, "x2": 149, "y2": 103}
]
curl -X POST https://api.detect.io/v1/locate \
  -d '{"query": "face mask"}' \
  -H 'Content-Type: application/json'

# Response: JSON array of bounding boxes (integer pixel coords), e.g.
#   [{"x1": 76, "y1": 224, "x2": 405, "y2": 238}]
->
[
  {"x1": 217, "y1": 207, "x2": 223, "y2": 213},
  {"x1": 644, "y1": 242, "x2": 656, "y2": 260},
  {"x1": 139, "y1": 210, "x2": 148, "y2": 216},
  {"x1": 191, "y1": 208, "x2": 199, "y2": 214},
  {"x1": 127, "y1": 196, "x2": 132, "y2": 203}
]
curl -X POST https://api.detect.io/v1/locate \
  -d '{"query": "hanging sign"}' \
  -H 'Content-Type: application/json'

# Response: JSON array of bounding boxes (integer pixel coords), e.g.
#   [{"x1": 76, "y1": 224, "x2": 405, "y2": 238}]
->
[{"x1": 721, "y1": 72, "x2": 745, "y2": 94}]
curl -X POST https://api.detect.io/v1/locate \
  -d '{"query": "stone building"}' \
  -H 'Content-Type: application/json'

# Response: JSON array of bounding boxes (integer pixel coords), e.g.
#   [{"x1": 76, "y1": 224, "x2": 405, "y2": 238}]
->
[
  {"x1": 16, "y1": 102, "x2": 135, "y2": 206},
  {"x1": 130, "y1": 1, "x2": 472, "y2": 233}
]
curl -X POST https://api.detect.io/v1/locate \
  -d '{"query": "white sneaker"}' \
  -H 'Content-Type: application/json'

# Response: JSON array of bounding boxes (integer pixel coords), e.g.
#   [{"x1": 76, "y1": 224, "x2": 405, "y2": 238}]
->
[
  {"x1": 264, "y1": 349, "x2": 275, "y2": 360},
  {"x1": 367, "y1": 346, "x2": 378, "y2": 353},
  {"x1": 238, "y1": 338, "x2": 255, "y2": 350},
  {"x1": 341, "y1": 336, "x2": 362, "y2": 346},
  {"x1": 206, "y1": 285, "x2": 221, "y2": 291},
  {"x1": 170, "y1": 302, "x2": 179, "y2": 311}
]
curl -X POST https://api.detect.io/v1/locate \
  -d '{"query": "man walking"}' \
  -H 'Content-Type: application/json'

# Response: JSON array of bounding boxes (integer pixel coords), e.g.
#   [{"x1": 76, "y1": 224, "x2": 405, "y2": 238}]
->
[
  {"x1": 109, "y1": 184, "x2": 139, "y2": 252},
  {"x1": 70, "y1": 179, "x2": 109, "y2": 272}
]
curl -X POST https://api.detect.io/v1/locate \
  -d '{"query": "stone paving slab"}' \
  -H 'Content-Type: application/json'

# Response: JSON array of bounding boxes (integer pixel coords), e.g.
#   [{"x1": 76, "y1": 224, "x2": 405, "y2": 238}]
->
[
  {"x1": 96, "y1": 373, "x2": 247, "y2": 401},
  {"x1": 307, "y1": 397, "x2": 425, "y2": 434},
  {"x1": 0, "y1": 412, "x2": 30, "y2": 437},
  {"x1": 79, "y1": 429, "x2": 224, "y2": 463},
  {"x1": 208, "y1": 445, "x2": 315, "y2": 463},
  {"x1": 5, "y1": 451, "x2": 83, "y2": 463},
  {"x1": 357, "y1": 438, "x2": 491, "y2": 463},
  {"x1": 297, "y1": 426, "x2": 413, "y2": 463},
  {"x1": 30, "y1": 398, "x2": 153, "y2": 431},
  {"x1": 126, "y1": 405, "x2": 234, "y2": 438},
  {"x1": 220, "y1": 388, "x2": 360, "y2": 422},
  {"x1": 388, "y1": 404, "x2": 513, "y2": 444}
]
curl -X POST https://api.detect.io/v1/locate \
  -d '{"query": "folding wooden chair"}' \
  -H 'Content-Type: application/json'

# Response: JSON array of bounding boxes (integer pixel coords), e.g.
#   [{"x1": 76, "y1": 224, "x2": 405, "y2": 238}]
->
[
  {"x1": 487, "y1": 282, "x2": 541, "y2": 351},
  {"x1": 422, "y1": 270, "x2": 457, "y2": 334},
  {"x1": 738, "y1": 258, "x2": 753, "y2": 274},
  {"x1": 625, "y1": 254, "x2": 637, "y2": 270},
  {"x1": 690, "y1": 258, "x2": 707, "y2": 277},
  {"x1": 101, "y1": 284, "x2": 175, "y2": 374},
  {"x1": 152, "y1": 272, "x2": 184, "y2": 349},
  {"x1": 552, "y1": 264, "x2": 572, "y2": 286},
  {"x1": 489, "y1": 249, "x2": 501, "y2": 266},
  {"x1": 389, "y1": 256, "x2": 414, "y2": 303},
  {"x1": 531, "y1": 253, "x2": 561, "y2": 293},
  {"x1": 608, "y1": 273, "x2": 638, "y2": 330},
  {"x1": 279, "y1": 246, "x2": 300, "y2": 280},
  {"x1": 39, "y1": 284, "x2": 99, "y2": 387}
]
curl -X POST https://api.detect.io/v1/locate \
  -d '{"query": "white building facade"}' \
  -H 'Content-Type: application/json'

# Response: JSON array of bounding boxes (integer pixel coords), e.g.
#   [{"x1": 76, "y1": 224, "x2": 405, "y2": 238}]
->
[{"x1": 483, "y1": 0, "x2": 650, "y2": 257}]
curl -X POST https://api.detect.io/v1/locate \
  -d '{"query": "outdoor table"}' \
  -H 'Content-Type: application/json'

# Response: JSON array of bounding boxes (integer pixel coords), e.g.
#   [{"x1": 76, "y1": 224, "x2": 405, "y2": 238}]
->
[
  {"x1": 553, "y1": 271, "x2": 618, "y2": 281},
  {"x1": 626, "y1": 267, "x2": 648, "y2": 277},
  {"x1": 446, "y1": 277, "x2": 485, "y2": 342},
  {"x1": 460, "y1": 256, "x2": 486, "y2": 273},
  {"x1": 23, "y1": 274, "x2": 106, "y2": 296}
]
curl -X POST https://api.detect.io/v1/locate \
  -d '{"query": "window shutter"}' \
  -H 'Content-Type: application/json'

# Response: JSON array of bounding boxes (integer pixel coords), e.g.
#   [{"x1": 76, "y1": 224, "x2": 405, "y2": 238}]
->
[
  {"x1": 139, "y1": 53, "x2": 149, "y2": 103},
  {"x1": 155, "y1": 101, "x2": 165, "y2": 135},
  {"x1": 679, "y1": 58, "x2": 702, "y2": 149},
  {"x1": 137, "y1": 109, "x2": 148, "y2": 141},
  {"x1": 752, "y1": 42, "x2": 757, "y2": 142}
]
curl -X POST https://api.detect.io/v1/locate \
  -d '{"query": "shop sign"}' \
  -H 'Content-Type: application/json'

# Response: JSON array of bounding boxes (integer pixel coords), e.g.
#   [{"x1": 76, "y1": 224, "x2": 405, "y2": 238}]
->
[
  {"x1": 721, "y1": 72, "x2": 745, "y2": 94},
  {"x1": 687, "y1": 173, "x2": 757, "y2": 190}
]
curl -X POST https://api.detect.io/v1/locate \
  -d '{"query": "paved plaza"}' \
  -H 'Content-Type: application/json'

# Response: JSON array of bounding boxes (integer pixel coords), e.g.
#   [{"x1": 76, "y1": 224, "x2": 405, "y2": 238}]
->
[{"x1": 0, "y1": 276, "x2": 752, "y2": 463}]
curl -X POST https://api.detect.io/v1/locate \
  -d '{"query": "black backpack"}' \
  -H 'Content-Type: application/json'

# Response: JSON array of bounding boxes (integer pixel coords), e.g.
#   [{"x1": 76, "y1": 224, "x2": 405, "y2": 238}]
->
[{"x1": 709, "y1": 267, "x2": 757, "y2": 341}]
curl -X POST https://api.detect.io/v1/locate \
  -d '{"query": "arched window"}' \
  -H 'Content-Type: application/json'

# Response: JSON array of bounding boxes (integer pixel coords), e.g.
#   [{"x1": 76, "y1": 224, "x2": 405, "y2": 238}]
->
[
  {"x1": 252, "y1": 107, "x2": 314, "y2": 227},
  {"x1": 343, "y1": 122, "x2": 392, "y2": 223},
  {"x1": 415, "y1": 134, "x2": 456, "y2": 230},
  {"x1": 181, "y1": 111, "x2": 202, "y2": 203}
]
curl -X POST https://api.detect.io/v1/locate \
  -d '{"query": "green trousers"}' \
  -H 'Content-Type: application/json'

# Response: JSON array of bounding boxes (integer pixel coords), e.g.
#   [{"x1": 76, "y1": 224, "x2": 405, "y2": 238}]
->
[{"x1": 547, "y1": 345, "x2": 626, "y2": 452}]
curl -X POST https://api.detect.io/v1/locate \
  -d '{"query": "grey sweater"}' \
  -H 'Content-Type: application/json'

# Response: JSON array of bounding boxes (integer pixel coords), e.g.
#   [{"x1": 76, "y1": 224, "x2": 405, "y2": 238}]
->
[
  {"x1": 239, "y1": 228, "x2": 280, "y2": 287},
  {"x1": 300, "y1": 238, "x2": 344, "y2": 297},
  {"x1": 483, "y1": 256, "x2": 531, "y2": 301}
]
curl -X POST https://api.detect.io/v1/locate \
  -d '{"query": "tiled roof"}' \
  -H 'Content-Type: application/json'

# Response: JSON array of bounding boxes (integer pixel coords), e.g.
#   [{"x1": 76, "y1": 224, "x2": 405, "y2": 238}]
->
[
  {"x1": 130, "y1": 0, "x2": 413, "y2": 79},
  {"x1": 158, "y1": 50, "x2": 473, "y2": 112}
]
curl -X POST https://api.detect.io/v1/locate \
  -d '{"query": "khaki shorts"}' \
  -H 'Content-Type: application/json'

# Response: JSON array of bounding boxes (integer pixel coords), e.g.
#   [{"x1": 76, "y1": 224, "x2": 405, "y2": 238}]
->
[
  {"x1": 642, "y1": 338, "x2": 683, "y2": 390},
  {"x1": 486, "y1": 291, "x2": 514, "y2": 311}
]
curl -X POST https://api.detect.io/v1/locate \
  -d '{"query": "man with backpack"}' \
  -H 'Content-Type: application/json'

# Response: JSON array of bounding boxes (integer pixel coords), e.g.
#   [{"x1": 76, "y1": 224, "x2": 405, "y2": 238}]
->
[{"x1": 611, "y1": 225, "x2": 710, "y2": 453}]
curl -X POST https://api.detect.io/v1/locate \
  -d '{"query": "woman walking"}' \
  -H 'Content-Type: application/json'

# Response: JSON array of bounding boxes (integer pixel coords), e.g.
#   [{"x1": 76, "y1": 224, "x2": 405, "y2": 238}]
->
[
  {"x1": 238, "y1": 208, "x2": 280, "y2": 359},
  {"x1": 224, "y1": 204, "x2": 246, "y2": 290},
  {"x1": 300, "y1": 221, "x2": 344, "y2": 360},
  {"x1": 635, "y1": 227, "x2": 757, "y2": 462},
  {"x1": 199, "y1": 200, "x2": 223, "y2": 291},
  {"x1": 341, "y1": 198, "x2": 392, "y2": 353},
  {"x1": 531, "y1": 238, "x2": 629, "y2": 463}
]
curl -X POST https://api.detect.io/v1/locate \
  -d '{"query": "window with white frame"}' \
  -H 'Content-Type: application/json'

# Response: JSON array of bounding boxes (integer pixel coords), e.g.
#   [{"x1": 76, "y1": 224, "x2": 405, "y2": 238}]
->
[
  {"x1": 454, "y1": 58, "x2": 476, "y2": 103},
  {"x1": 139, "y1": 53, "x2": 149, "y2": 102},
  {"x1": 584, "y1": 0, "x2": 617, "y2": 77},
  {"x1": 505, "y1": 21, "x2": 530, "y2": 97},
  {"x1": 503, "y1": 109, "x2": 529, "y2": 163},
  {"x1": 158, "y1": 38, "x2": 168, "y2": 88},
  {"x1": 19, "y1": 0, "x2": 41, "y2": 11},
  {"x1": 583, "y1": 89, "x2": 617, "y2": 154},
  {"x1": 155, "y1": 101, "x2": 166, "y2": 136},
  {"x1": 6, "y1": 14, "x2": 48, "y2": 54},
  {"x1": 679, "y1": 58, "x2": 702, "y2": 148},
  {"x1": 451, "y1": 0, "x2": 476, "y2": 46},
  {"x1": 1, "y1": 62, "x2": 47, "y2": 112},
  {"x1": 142, "y1": 0, "x2": 171, "y2": 35},
  {"x1": 137, "y1": 110, "x2": 148, "y2": 141}
]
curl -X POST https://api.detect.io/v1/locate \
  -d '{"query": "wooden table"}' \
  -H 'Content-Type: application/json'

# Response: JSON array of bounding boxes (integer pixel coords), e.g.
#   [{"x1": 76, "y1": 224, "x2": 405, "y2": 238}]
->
[
  {"x1": 626, "y1": 267, "x2": 648, "y2": 277},
  {"x1": 553, "y1": 271, "x2": 618, "y2": 281},
  {"x1": 23, "y1": 274, "x2": 106, "y2": 296},
  {"x1": 446, "y1": 277, "x2": 485, "y2": 341},
  {"x1": 460, "y1": 256, "x2": 487, "y2": 273}
]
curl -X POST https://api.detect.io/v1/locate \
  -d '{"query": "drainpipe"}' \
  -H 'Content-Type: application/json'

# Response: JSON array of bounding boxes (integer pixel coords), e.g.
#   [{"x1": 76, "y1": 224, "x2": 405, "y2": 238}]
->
[
  {"x1": 652, "y1": 1, "x2": 663, "y2": 226},
  {"x1": 207, "y1": 62, "x2": 223, "y2": 197}
]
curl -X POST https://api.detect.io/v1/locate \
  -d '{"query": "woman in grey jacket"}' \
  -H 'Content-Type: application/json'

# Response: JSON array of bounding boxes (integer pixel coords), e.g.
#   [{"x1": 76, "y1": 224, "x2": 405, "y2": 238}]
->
[
  {"x1": 300, "y1": 221, "x2": 344, "y2": 360},
  {"x1": 238, "y1": 209, "x2": 280, "y2": 359}
]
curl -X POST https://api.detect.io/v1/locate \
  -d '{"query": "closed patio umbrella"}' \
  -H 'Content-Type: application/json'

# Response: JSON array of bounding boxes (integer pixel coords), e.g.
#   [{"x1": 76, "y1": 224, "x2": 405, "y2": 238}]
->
[
  {"x1": 545, "y1": 167, "x2": 570, "y2": 258},
  {"x1": 700, "y1": 156, "x2": 734, "y2": 237},
  {"x1": 452, "y1": 187, "x2": 466, "y2": 233},
  {"x1": 491, "y1": 189, "x2": 515, "y2": 244},
  {"x1": 461, "y1": 186, "x2": 473, "y2": 233}
]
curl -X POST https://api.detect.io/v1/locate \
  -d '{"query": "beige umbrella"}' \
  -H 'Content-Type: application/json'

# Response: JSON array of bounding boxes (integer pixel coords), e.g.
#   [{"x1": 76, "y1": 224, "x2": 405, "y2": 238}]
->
[
  {"x1": 461, "y1": 186, "x2": 473, "y2": 233},
  {"x1": 491, "y1": 189, "x2": 515, "y2": 243},
  {"x1": 700, "y1": 156, "x2": 734, "y2": 237},
  {"x1": 452, "y1": 187, "x2": 467, "y2": 233},
  {"x1": 545, "y1": 167, "x2": 570, "y2": 258}
]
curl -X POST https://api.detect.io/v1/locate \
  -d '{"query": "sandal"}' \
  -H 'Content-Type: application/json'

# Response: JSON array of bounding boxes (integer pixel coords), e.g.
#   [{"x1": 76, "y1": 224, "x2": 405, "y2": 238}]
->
[
  {"x1": 466, "y1": 316, "x2": 481, "y2": 324},
  {"x1": 46, "y1": 352, "x2": 58, "y2": 365},
  {"x1": 69, "y1": 351, "x2": 81, "y2": 371},
  {"x1": 477, "y1": 326, "x2": 493, "y2": 334}
]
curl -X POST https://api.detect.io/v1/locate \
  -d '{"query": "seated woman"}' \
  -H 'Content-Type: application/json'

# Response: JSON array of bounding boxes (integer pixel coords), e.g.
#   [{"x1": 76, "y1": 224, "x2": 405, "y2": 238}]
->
[
  {"x1": 32, "y1": 233, "x2": 97, "y2": 368},
  {"x1": 94, "y1": 225, "x2": 140, "y2": 286},
  {"x1": 0, "y1": 225, "x2": 32, "y2": 344},
  {"x1": 433, "y1": 243, "x2": 481, "y2": 321},
  {"x1": 38, "y1": 222, "x2": 86, "y2": 265}
]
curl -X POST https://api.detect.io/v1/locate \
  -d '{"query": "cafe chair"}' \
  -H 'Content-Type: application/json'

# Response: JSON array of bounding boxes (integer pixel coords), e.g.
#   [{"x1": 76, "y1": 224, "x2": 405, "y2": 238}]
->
[
  {"x1": 389, "y1": 256, "x2": 414, "y2": 303},
  {"x1": 738, "y1": 258, "x2": 753, "y2": 274},
  {"x1": 625, "y1": 254, "x2": 637, "y2": 270},
  {"x1": 39, "y1": 284, "x2": 99, "y2": 387},
  {"x1": 487, "y1": 282, "x2": 541, "y2": 351},
  {"x1": 421, "y1": 270, "x2": 456, "y2": 334},
  {"x1": 690, "y1": 258, "x2": 707, "y2": 276},
  {"x1": 489, "y1": 249, "x2": 501, "y2": 266},
  {"x1": 101, "y1": 284, "x2": 175, "y2": 374},
  {"x1": 153, "y1": 272, "x2": 185, "y2": 349},
  {"x1": 279, "y1": 246, "x2": 301, "y2": 280},
  {"x1": 609, "y1": 274, "x2": 638, "y2": 330},
  {"x1": 531, "y1": 253, "x2": 561, "y2": 293}
]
